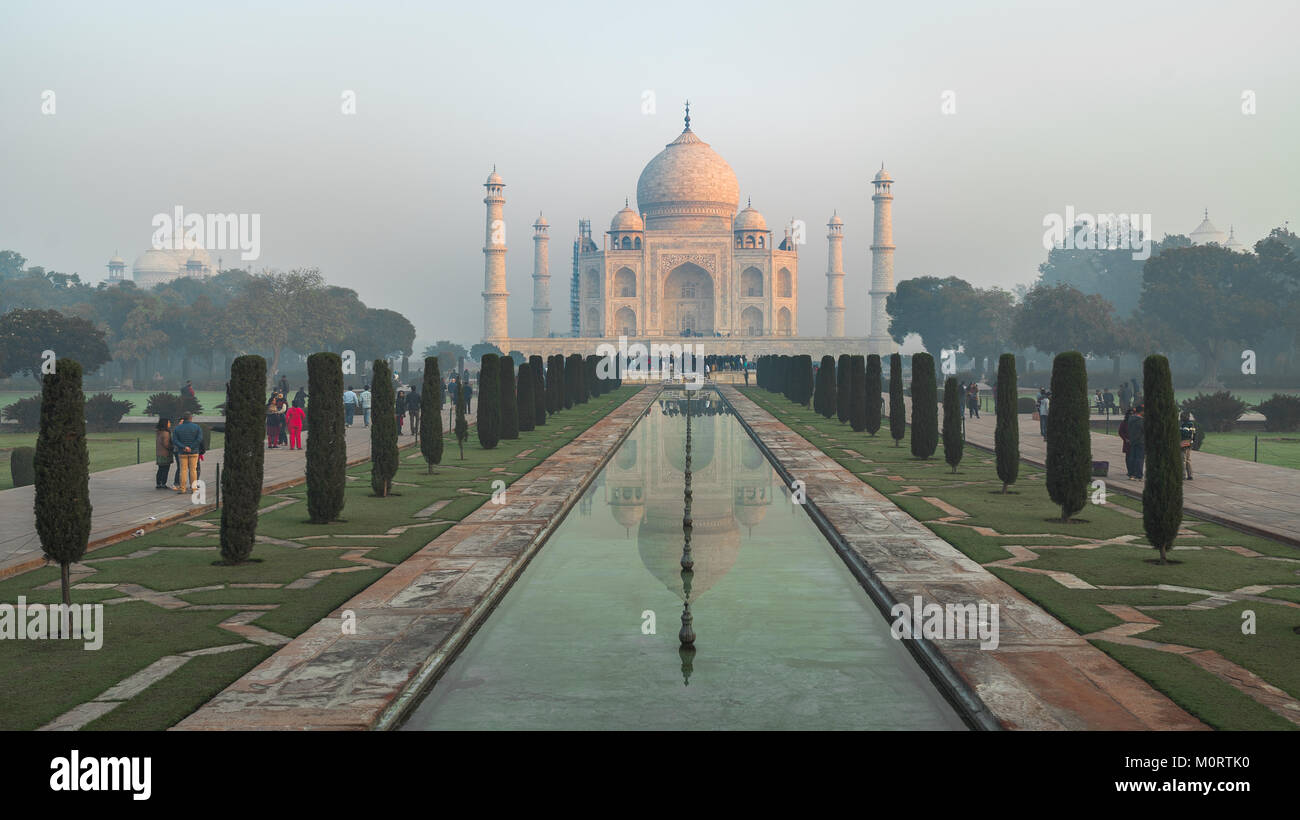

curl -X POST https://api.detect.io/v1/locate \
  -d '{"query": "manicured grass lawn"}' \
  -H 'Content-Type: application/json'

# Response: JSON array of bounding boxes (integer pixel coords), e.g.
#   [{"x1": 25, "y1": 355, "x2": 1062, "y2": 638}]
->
[
  {"x1": 742, "y1": 387, "x2": 1300, "y2": 731},
  {"x1": 1096, "y1": 427, "x2": 1300, "y2": 471},
  {"x1": 0, "y1": 386, "x2": 638, "y2": 731},
  {"x1": 0, "y1": 431, "x2": 226, "y2": 490}
]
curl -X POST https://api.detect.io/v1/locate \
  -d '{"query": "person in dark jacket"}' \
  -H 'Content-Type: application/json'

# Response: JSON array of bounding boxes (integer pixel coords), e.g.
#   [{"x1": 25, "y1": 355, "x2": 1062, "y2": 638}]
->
[
  {"x1": 1126, "y1": 405, "x2": 1146, "y2": 480},
  {"x1": 395, "y1": 390, "x2": 407, "y2": 434},
  {"x1": 171, "y1": 413, "x2": 205, "y2": 493},
  {"x1": 1118, "y1": 408, "x2": 1133, "y2": 479},
  {"x1": 292, "y1": 387, "x2": 307, "y2": 409},
  {"x1": 407, "y1": 387, "x2": 421, "y2": 435},
  {"x1": 154, "y1": 417, "x2": 172, "y2": 489}
]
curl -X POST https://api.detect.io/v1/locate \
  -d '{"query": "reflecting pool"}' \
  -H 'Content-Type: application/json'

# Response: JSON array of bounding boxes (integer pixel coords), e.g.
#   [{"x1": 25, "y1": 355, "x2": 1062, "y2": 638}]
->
[{"x1": 402, "y1": 388, "x2": 966, "y2": 730}]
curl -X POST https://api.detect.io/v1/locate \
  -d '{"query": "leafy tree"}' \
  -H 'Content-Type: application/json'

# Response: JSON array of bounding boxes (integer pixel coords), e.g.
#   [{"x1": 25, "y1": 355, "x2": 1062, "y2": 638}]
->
[
  {"x1": 1140, "y1": 243, "x2": 1274, "y2": 386},
  {"x1": 477, "y1": 353, "x2": 501, "y2": 448},
  {"x1": 420, "y1": 357, "x2": 444, "y2": 473},
  {"x1": 517, "y1": 362, "x2": 535, "y2": 433},
  {"x1": 887, "y1": 276, "x2": 970, "y2": 353},
  {"x1": 369, "y1": 359, "x2": 399, "y2": 495},
  {"x1": 0, "y1": 309, "x2": 110, "y2": 383},
  {"x1": 306, "y1": 352, "x2": 347, "y2": 522},
  {"x1": 499, "y1": 356, "x2": 519, "y2": 439},
  {"x1": 34, "y1": 358, "x2": 91, "y2": 603},
  {"x1": 942, "y1": 376, "x2": 963, "y2": 473},
  {"x1": 849, "y1": 355, "x2": 867, "y2": 432},
  {"x1": 529, "y1": 355, "x2": 547, "y2": 426},
  {"x1": 865, "y1": 354, "x2": 882, "y2": 435},
  {"x1": 995, "y1": 353, "x2": 1019, "y2": 493},
  {"x1": 1142, "y1": 354, "x2": 1182, "y2": 563},
  {"x1": 1180, "y1": 391, "x2": 1248, "y2": 433},
  {"x1": 220, "y1": 355, "x2": 266, "y2": 564},
  {"x1": 909, "y1": 353, "x2": 937, "y2": 459},
  {"x1": 470, "y1": 342, "x2": 504, "y2": 362},
  {"x1": 888, "y1": 353, "x2": 905, "y2": 446},
  {"x1": 1045, "y1": 352, "x2": 1091, "y2": 522},
  {"x1": 1255, "y1": 394, "x2": 1300, "y2": 433},
  {"x1": 1012, "y1": 283, "x2": 1118, "y2": 358},
  {"x1": 424, "y1": 340, "x2": 468, "y2": 378},
  {"x1": 836, "y1": 353, "x2": 851, "y2": 424}
]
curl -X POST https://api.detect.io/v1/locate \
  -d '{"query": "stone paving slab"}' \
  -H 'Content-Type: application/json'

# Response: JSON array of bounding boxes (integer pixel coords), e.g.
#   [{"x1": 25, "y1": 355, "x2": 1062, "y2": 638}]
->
[
  {"x1": 722, "y1": 386, "x2": 1205, "y2": 731},
  {"x1": 174, "y1": 388, "x2": 657, "y2": 731}
]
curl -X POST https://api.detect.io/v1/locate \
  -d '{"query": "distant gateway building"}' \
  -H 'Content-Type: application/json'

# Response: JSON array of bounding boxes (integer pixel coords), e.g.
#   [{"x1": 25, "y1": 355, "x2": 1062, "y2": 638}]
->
[{"x1": 482, "y1": 104, "x2": 898, "y2": 356}]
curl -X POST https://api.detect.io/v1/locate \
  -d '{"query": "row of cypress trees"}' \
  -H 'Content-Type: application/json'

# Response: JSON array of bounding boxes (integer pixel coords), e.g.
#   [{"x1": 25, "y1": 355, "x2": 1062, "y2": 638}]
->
[{"x1": 753, "y1": 348, "x2": 1183, "y2": 563}]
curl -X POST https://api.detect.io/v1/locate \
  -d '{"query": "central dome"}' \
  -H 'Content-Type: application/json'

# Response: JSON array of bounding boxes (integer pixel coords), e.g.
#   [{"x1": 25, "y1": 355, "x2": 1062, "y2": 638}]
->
[{"x1": 636, "y1": 125, "x2": 739, "y2": 233}]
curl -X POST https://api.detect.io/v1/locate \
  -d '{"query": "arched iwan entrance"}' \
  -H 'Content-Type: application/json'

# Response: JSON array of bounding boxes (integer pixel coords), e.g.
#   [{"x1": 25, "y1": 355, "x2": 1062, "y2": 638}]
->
[{"x1": 663, "y1": 263, "x2": 714, "y2": 335}]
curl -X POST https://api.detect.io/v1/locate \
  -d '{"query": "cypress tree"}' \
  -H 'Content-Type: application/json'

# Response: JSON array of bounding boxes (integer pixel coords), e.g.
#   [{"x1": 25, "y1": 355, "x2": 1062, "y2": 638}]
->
[
  {"x1": 585, "y1": 355, "x2": 599, "y2": 399},
  {"x1": 836, "y1": 354, "x2": 851, "y2": 424},
  {"x1": 499, "y1": 356, "x2": 519, "y2": 439},
  {"x1": 10, "y1": 446, "x2": 34, "y2": 488},
  {"x1": 517, "y1": 362, "x2": 535, "y2": 433},
  {"x1": 910, "y1": 352, "x2": 938, "y2": 459},
  {"x1": 552, "y1": 354, "x2": 565, "y2": 412},
  {"x1": 1142, "y1": 354, "x2": 1183, "y2": 563},
  {"x1": 306, "y1": 352, "x2": 346, "y2": 522},
  {"x1": 814, "y1": 356, "x2": 831, "y2": 417},
  {"x1": 420, "y1": 356, "x2": 444, "y2": 473},
  {"x1": 220, "y1": 354, "x2": 265, "y2": 564},
  {"x1": 994, "y1": 353, "x2": 1019, "y2": 493},
  {"x1": 529, "y1": 355, "x2": 547, "y2": 426},
  {"x1": 477, "y1": 353, "x2": 501, "y2": 448},
  {"x1": 370, "y1": 359, "x2": 399, "y2": 496},
  {"x1": 942, "y1": 376, "x2": 964, "y2": 473},
  {"x1": 865, "y1": 354, "x2": 882, "y2": 435},
  {"x1": 34, "y1": 358, "x2": 91, "y2": 604},
  {"x1": 564, "y1": 354, "x2": 581, "y2": 409},
  {"x1": 849, "y1": 355, "x2": 867, "y2": 432},
  {"x1": 1045, "y1": 351, "x2": 1090, "y2": 522},
  {"x1": 889, "y1": 353, "x2": 906, "y2": 447},
  {"x1": 454, "y1": 379, "x2": 468, "y2": 459}
]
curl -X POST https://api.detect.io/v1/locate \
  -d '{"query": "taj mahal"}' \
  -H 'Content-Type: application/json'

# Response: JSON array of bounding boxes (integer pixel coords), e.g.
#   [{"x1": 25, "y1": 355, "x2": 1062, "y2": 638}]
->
[{"x1": 481, "y1": 104, "x2": 900, "y2": 358}]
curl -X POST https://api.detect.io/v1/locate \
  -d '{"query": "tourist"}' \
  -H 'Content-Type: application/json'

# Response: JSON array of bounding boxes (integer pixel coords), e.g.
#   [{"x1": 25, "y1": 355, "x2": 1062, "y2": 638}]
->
[
  {"x1": 292, "y1": 386, "x2": 307, "y2": 409},
  {"x1": 1037, "y1": 389, "x2": 1050, "y2": 438},
  {"x1": 181, "y1": 380, "x2": 196, "y2": 400},
  {"x1": 1119, "y1": 408, "x2": 1134, "y2": 479},
  {"x1": 171, "y1": 412, "x2": 204, "y2": 493},
  {"x1": 396, "y1": 390, "x2": 406, "y2": 434},
  {"x1": 344, "y1": 386, "x2": 357, "y2": 426},
  {"x1": 360, "y1": 384, "x2": 373, "y2": 427},
  {"x1": 286, "y1": 401, "x2": 305, "y2": 450},
  {"x1": 1127, "y1": 405, "x2": 1146, "y2": 480},
  {"x1": 154, "y1": 417, "x2": 172, "y2": 490},
  {"x1": 1103, "y1": 388, "x2": 1115, "y2": 414},
  {"x1": 407, "y1": 387, "x2": 421, "y2": 435},
  {"x1": 1118, "y1": 382, "x2": 1131, "y2": 413},
  {"x1": 266, "y1": 394, "x2": 285, "y2": 448},
  {"x1": 278, "y1": 374, "x2": 289, "y2": 396},
  {"x1": 276, "y1": 393, "x2": 289, "y2": 447},
  {"x1": 1180, "y1": 410, "x2": 1198, "y2": 480},
  {"x1": 967, "y1": 383, "x2": 980, "y2": 419}
]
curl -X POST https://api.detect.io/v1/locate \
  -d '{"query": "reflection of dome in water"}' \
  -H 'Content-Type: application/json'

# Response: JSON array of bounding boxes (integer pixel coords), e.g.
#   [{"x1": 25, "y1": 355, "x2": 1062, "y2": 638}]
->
[
  {"x1": 637, "y1": 509, "x2": 740, "y2": 601},
  {"x1": 664, "y1": 414, "x2": 715, "y2": 472},
  {"x1": 608, "y1": 485, "x2": 645, "y2": 530},
  {"x1": 740, "y1": 438, "x2": 764, "y2": 470},
  {"x1": 733, "y1": 484, "x2": 772, "y2": 530}
]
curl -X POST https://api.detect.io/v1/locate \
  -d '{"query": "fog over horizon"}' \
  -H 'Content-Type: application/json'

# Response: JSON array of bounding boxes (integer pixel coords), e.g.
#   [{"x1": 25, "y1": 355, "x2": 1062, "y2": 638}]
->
[{"x1": 2, "y1": 0, "x2": 1296, "y2": 351}]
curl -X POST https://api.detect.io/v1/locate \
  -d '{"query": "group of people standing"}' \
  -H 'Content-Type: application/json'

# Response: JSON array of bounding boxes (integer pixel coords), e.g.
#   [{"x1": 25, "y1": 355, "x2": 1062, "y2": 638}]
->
[
  {"x1": 265, "y1": 388, "x2": 306, "y2": 449},
  {"x1": 341, "y1": 383, "x2": 424, "y2": 434},
  {"x1": 1119, "y1": 405, "x2": 1200, "y2": 481},
  {"x1": 153, "y1": 412, "x2": 205, "y2": 492}
]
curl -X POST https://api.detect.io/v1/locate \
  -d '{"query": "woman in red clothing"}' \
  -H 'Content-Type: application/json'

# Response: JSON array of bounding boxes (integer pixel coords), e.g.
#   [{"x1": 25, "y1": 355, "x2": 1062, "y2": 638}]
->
[{"x1": 285, "y1": 402, "x2": 306, "y2": 450}]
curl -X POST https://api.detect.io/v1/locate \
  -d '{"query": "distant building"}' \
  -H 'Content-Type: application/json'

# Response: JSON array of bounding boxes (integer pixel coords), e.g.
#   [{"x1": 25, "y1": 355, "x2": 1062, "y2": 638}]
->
[
  {"x1": 105, "y1": 230, "x2": 217, "y2": 288},
  {"x1": 1190, "y1": 209, "x2": 1249, "y2": 253}
]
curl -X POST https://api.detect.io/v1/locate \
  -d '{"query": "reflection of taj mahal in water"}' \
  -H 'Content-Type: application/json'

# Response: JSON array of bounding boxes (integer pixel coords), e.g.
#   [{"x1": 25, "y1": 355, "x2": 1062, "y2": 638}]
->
[
  {"x1": 481, "y1": 103, "x2": 899, "y2": 357},
  {"x1": 589, "y1": 392, "x2": 773, "y2": 601}
]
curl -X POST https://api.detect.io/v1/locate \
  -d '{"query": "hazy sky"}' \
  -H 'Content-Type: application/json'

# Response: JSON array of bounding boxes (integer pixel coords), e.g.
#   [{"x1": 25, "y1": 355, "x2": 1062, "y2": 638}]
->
[{"x1": 2, "y1": 0, "x2": 1296, "y2": 351}]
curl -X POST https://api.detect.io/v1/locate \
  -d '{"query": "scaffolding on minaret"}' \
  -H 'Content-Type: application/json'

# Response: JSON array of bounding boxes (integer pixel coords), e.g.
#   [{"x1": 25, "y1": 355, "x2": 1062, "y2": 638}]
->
[{"x1": 571, "y1": 220, "x2": 592, "y2": 337}]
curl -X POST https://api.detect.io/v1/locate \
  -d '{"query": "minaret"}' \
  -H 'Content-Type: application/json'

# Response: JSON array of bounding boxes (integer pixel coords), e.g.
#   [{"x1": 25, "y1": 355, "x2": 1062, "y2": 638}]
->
[
  {"x1": 825, "y1": 212, "x2": 845, "y2": 337},
  {"x1": 531, "y1": 213, "x2": 551, "y2": 337},
  {"x1": 482, "y1": 167, "x2": 509, "y2": 344},
  {"x1": 868, "y1": 165, "x2": 897, "y2": 351}
]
